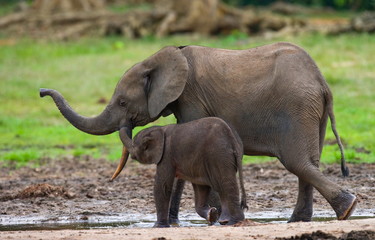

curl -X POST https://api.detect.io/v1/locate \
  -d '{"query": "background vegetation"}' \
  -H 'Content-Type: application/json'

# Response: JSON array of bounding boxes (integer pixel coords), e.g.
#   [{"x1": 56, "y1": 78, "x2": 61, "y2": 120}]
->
[
  {"x1": 223, "y1": 0, "x2": 375, "y2": 10},
  {"x1": 1, "y1": 32, "x2": 374, "y2": 167},
  {"x1": 0, "y1": 0, "x2": 374, "y2": 167}
]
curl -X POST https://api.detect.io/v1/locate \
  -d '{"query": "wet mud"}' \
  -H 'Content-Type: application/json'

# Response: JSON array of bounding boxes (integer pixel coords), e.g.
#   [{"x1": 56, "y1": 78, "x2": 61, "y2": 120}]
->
[{"x1": 0, "y1": 156, "x2": 374, "y2": 230}]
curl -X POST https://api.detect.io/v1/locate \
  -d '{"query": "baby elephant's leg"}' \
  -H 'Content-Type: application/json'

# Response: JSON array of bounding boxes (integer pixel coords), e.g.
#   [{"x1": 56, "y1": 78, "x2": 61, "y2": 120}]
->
[
  {"x1": 192, "y1": 184, "x2": 219, "y2": 225},
  {"x1": 217, "y1": 179, "x2": 244, "y2": 225},
  {"x1": 153, "y1": 165, "x2": 176, "y2": 228}
]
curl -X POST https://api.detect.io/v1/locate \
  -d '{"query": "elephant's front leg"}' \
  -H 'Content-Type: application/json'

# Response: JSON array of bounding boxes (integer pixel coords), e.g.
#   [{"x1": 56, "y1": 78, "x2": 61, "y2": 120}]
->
[
  {"x1": 288, "y1": 178, "x2": 314, "y2": 222},
  {"x1": 169, "y1": 178, "x2": 185, "y2": 225},
  {"x1": 153, "y1": 165, "x2": 175, "y2": 228}
]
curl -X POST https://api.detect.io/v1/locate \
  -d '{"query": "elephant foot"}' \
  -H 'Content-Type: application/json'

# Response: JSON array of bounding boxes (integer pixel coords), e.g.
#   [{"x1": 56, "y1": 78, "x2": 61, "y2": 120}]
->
[
  {"x1": 219, "y1": 218, "x2": 243, "y2": 226},
  {"x1": 332, "y1": 191, "x2": 357, "y2": 220},
  {"x1": 288, "y1": 209, "x2": 312, "y2": 223},
  {"x1": 207, "y1": 207, "x2": 218, "y2": 225},
  {"x1": 288, "y1": 215, "x2": 312, "y2": 223},
  {"x1": 218, "y1": 212, "x2": 244, "y2": 225},
  {"x1": 168, "y1": 217, "x2": 180, "y2": 226},
  {"x1": 218, "y1": 213, "x2": 230, "y2": 225},
  {"x1": 218, "y1": 219, "x2": 228, "y2": 225},
  {"x1": 153, "y1": 222, "x2": 170, "y2": 228}
]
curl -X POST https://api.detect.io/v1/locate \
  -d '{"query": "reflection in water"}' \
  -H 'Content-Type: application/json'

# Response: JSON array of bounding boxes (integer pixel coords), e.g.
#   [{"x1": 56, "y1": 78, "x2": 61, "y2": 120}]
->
[{"x1": 1, "y1": 212, "x2": 373, "y2": 231}]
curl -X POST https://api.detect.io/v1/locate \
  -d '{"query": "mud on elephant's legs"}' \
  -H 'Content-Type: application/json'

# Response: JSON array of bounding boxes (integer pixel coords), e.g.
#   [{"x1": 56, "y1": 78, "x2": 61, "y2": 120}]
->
[{"x1": 288, "y1": 178, "x2": 314, "y2": 222}]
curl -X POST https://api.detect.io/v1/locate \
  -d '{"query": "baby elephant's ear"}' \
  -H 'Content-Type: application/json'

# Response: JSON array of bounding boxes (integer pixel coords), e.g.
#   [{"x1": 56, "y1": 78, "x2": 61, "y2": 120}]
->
[{"x1": 143, "y1": 128, "x2": 165, "y2": 165}]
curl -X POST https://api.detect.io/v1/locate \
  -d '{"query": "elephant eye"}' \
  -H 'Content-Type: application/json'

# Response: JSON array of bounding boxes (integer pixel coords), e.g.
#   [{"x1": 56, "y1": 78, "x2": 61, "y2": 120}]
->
[{"x1": 119, "y1": 100, "x2": 126, "y2": 107}]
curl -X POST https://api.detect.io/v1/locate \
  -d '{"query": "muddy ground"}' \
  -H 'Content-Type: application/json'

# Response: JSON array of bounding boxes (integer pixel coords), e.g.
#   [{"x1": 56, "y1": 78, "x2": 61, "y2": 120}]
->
[{"x1": 0, "y1": 157, "x2": 374, "y2": 239}]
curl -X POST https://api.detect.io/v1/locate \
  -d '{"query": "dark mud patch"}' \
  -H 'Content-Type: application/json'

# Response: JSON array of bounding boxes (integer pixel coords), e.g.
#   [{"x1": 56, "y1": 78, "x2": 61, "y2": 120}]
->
[
  {"x1": 276, "y1": 230, "x2": 337, "y2": 240},
  {"x1": 12, "y1": 183, "x2": 74, "y2": 200},
  {"x1": 343, "y1": 230, "x2": 375, "y2": 240},
  {"x1": 276, "y1": 230, "x2": 375, "y2": 240}
]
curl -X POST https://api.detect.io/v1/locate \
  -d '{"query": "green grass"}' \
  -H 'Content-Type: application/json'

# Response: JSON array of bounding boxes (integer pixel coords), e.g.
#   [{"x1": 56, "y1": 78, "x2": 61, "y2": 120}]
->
[{"x1": 1, "y1": 33, "x2": 374, "y2": 167}]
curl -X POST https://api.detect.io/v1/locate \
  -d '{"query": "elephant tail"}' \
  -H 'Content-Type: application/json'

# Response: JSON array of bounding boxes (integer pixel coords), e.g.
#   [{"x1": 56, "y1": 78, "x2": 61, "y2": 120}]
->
[
  {"x1": 325, "y1": 90, "x2": 349, "y2": 177},
  {"x1": 225, "y1": 120, "x2": 248, "y2": 210},
  {"x1": 232, "y1": 133, "x2": 248, "y2": 210},
  {"x1": 237, "y1": 156, "x2": 248, "y2": 211}
]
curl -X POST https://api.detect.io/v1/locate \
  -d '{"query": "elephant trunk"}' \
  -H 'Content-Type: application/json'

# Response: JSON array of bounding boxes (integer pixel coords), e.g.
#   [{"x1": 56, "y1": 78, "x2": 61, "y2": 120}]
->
[
  {"x1": 119, "y1": 126, "x2": 133, "y2": 151},
  {"x1": 111, "y1": 126, "x2": 133, "y2": 181},
  {"x1": 40, "y1": 88, "x2": 117, "y2": 135}
]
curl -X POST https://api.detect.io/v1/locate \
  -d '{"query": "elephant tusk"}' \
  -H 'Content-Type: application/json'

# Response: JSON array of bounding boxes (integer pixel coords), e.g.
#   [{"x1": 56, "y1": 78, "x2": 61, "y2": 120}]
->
[{"x1": 110, "y1": 146, "x2": 129, "y2": 181}]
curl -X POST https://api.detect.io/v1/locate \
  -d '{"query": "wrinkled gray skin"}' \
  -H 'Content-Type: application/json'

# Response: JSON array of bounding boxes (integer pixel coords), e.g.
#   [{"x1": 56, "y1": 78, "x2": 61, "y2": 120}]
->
[
  {"x1": 120, "y1": 117, "x2": 248, "y2": 227},
  {"x1": 40, "y1": 42, "x2": 357, "y2": 223}
]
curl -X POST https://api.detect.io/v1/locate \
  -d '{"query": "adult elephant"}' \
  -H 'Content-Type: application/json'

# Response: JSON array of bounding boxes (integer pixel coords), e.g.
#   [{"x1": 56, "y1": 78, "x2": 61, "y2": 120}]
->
[{"x1": 40, "y1": 42, "x2": 357, "y2": 223}]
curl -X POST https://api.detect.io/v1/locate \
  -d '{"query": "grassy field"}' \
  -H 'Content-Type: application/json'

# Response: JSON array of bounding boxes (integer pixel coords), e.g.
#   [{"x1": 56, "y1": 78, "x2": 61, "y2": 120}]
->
[{"x1": 0, "y1": 33, "x2": 374, "y2": 167}]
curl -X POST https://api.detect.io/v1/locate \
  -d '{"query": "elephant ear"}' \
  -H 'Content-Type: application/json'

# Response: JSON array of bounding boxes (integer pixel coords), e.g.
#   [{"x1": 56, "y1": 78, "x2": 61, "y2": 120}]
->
[
  {"x1": 143, "y1": 46, "x2": 189, "y2": 118},
  {"x1": 141, "y1": 128, "x2": 165, "y2": 165}
]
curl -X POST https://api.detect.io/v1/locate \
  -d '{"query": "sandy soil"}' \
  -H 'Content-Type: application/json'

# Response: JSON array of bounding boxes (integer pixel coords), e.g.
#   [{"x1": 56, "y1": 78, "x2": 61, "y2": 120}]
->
[
  {"x1": 0, "y1": 157, "x2": 374, "y2": 239},
  {"x1": 2, "y1": 218, "x2": 375, "y2": 240}
]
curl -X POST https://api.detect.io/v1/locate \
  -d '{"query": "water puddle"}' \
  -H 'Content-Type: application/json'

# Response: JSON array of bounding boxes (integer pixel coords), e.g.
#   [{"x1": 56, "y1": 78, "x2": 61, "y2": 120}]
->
[{"x1": 1, "y1": 212, "x2": 373, "y2": 231}]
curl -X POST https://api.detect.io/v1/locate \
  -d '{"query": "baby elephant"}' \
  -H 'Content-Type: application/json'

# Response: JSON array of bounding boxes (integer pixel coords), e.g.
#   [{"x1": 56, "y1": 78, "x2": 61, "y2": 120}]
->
[{"x1": 119, "y1": 117, "x2": 248, "y2": 227}]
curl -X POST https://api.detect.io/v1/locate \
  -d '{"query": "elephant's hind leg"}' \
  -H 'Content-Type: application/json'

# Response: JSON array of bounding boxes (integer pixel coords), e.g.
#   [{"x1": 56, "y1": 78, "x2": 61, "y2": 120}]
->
[
  {"x1": 288, "y1": 178, "x2": 313, "y2": 222},
  {"x1": 304, "y1": 166, "x2": 357, "y2": 220},
  {"x1": 280, "y1": 120, "x2": 356, "y2": 221},
  {"x1": 216, "y1": 179, "x2": 244, "y2": 225},
  {"x1": 284, "y1": 155, "x2": 357, "y2": 221},
  {"x1": 279, "y1": 128, "x2": 318, "y2": 222},
  {"x1": 192, "y1": 184, "x2": 219, "y2": 225}
]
